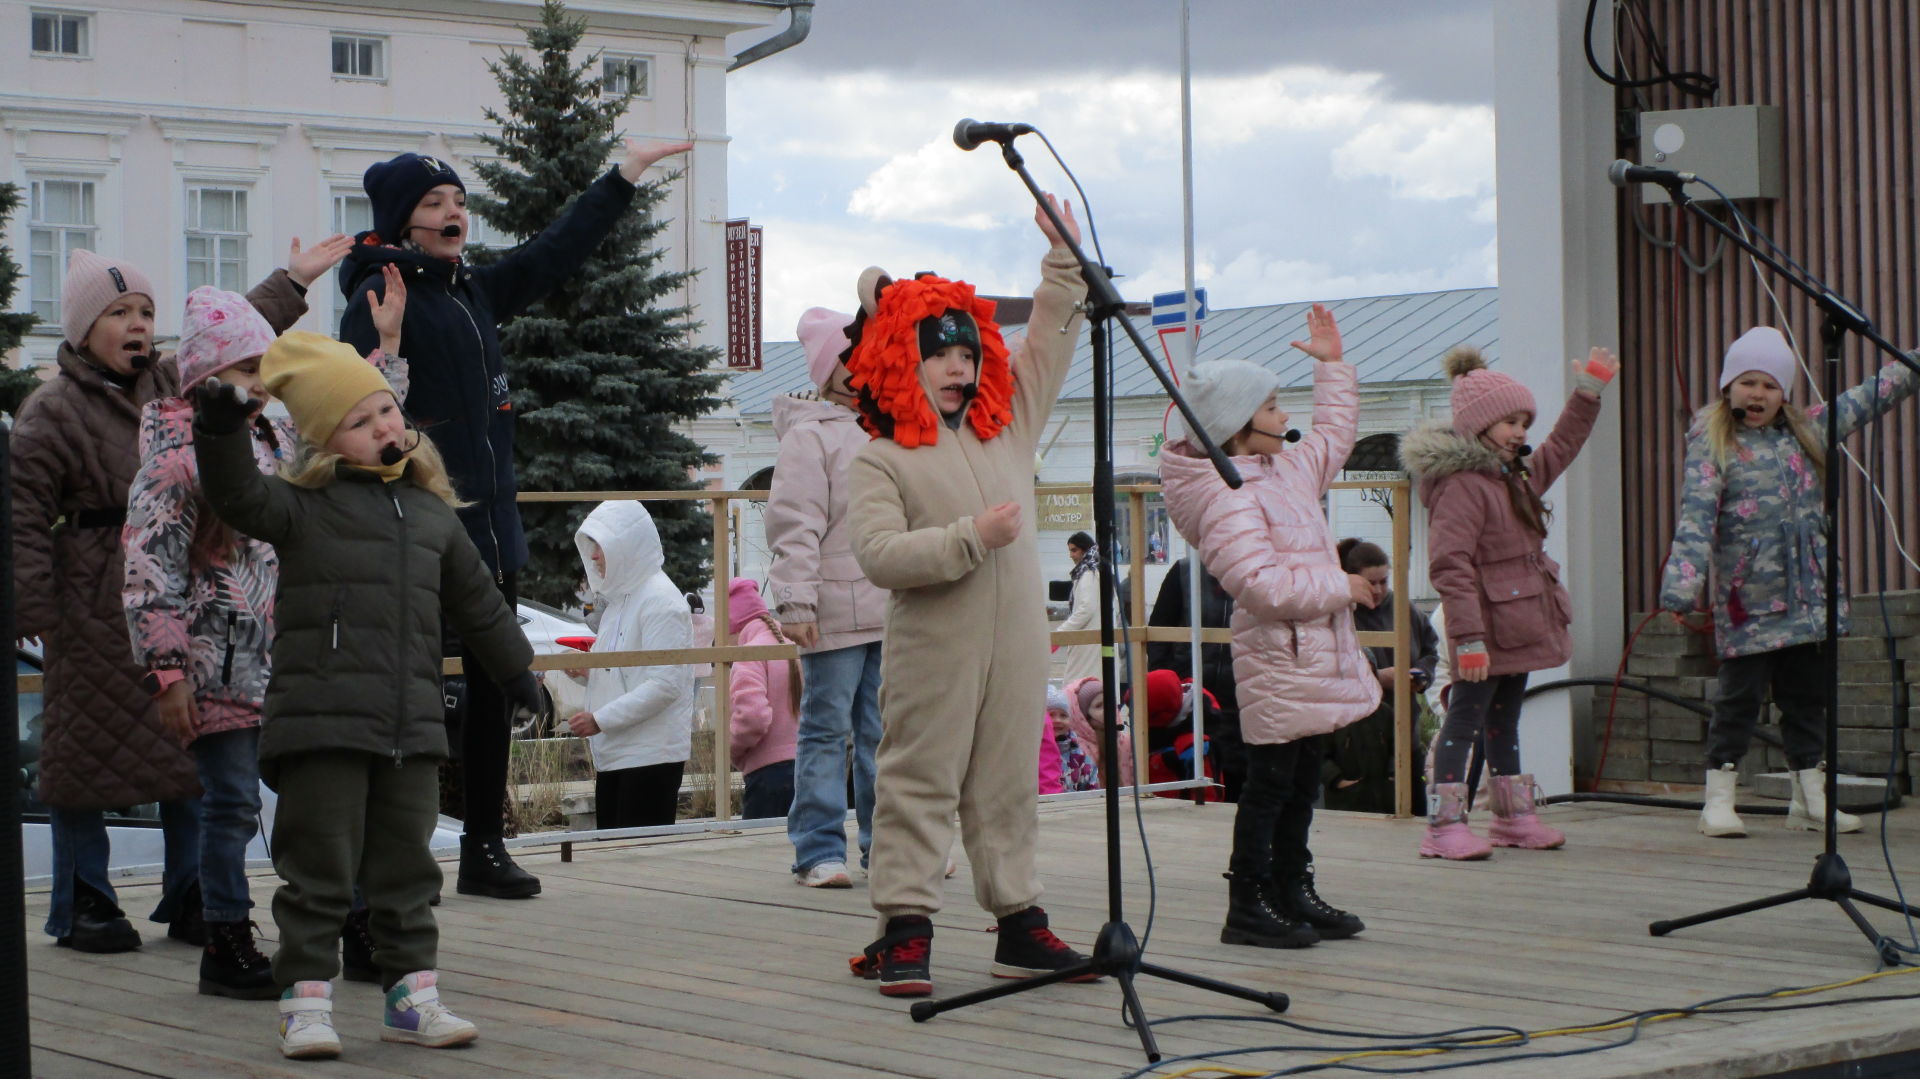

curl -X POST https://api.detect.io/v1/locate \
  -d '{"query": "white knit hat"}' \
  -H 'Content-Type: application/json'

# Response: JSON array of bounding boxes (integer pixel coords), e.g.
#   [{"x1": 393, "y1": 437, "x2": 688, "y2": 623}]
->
[
  {"x1": 1172, "y1": 360, "x2": 1279, "y2": 447},
  {"x1": 1718, "y1": 326, "x2": 1799, "y2": 393}
]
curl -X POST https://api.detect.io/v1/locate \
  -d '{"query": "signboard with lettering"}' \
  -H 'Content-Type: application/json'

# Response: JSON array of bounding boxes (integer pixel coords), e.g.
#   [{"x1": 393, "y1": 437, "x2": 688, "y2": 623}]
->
[
  {"x1": 1036, "y1": 487, "x2": 1092, "y2": 531},
  {"x1": 725, "y1": 218, "x2": 763, "y2": 371}
]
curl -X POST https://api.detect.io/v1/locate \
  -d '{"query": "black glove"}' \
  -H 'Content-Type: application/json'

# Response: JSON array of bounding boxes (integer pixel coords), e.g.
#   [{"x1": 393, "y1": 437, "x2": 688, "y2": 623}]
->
[
  {"x1": 502, "y1": 670, "x2": 543, "y2": 719},
  {"x1": 194, "y1": 377, "x2": 256, "y2": 435}
]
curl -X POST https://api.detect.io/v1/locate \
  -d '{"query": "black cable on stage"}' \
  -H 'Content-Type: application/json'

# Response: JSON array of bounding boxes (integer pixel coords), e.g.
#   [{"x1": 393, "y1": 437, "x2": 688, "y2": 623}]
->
[{"x1": 1583, "y1": 0, "x2": 1718, "y2": 99}]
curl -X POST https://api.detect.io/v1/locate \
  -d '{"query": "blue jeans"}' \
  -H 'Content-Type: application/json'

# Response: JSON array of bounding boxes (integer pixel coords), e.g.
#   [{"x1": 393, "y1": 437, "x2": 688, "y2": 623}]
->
[
  {"x1": 44, "y1": 797, "x2": 200, "y2": 938},
  {"x1": 741, "y1": 759, "x2": 795, "y2": 821},
  {"x1": 192, "y1": 727, "x2": 264, "y2": 923},
  {"x1": 789, "y1": 641, "x2": 883, "y2": 873}
]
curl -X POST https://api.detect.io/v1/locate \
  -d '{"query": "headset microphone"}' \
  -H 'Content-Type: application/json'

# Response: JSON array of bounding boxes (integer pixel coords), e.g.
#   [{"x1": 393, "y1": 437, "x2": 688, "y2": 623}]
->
[
  {"x1": 406, "y1": 223, "x2": 462, "y2": 239},
  {"x1": 128, "y1": 352, "x2": 158, "y2": 371},
  {"x1": 378, "y1": 427, "x2": 423, "y2": 467},
  {"x1": 1248, "y1": 426, "x2": 1302, "y2": 444},
  {"x1": 960, "y1": 383, "x2": 979, "y2": 402},
  {"x1": 1516, "y1": 444, "x2": 1534, "y2": 458}
]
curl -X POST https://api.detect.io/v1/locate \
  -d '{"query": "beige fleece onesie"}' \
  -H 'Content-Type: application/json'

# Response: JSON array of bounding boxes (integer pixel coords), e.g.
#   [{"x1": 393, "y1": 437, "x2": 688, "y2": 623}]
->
[{"x1": 849, "y1": 248, "x2": 1088, "y2": 920}]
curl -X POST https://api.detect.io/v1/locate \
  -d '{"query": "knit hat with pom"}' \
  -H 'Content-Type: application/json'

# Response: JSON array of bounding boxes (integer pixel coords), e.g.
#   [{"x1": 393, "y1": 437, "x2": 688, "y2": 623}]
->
[
  {"x1": 1718, "y1": 326, "x2": 1798, "y2": 394},
  {"x1": 61, "y1": 248, "x2": 156, "y2": 349},
  {"x1": 177, "y1": 287, "x2": 275, "y2": 388},
  {"x1": 796, "y1": 307, "x2": 854, "y2": 389},
  {"x1": 1445, "y1": 345, "x2": 1535, "y2": 441}
]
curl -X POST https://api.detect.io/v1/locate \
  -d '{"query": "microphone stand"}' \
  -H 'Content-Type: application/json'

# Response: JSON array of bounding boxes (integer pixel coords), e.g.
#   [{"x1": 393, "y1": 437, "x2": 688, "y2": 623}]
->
[
  {"x1": 907, "y1": 135, "x2": 1285, "y2": 1062},
  {"x1": 1642, "y1": 178, "x2": 1920, "y2": 966}
]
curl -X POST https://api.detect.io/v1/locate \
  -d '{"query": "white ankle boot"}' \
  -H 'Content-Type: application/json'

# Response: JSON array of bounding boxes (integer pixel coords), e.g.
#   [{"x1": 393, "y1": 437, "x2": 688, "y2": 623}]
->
[
  {"x1": 1699, "y1": 764, "x2": 1746, "y2": 838},
  {"x1": 1786, "y1": 765, "x2": 1863, "y2": 833}
]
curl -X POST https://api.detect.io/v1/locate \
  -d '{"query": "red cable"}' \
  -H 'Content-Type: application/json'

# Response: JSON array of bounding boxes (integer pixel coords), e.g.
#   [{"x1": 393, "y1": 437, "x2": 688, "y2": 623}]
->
[{"x1": 1593, "y1": 609, "x2": 1712, "y2": 789}]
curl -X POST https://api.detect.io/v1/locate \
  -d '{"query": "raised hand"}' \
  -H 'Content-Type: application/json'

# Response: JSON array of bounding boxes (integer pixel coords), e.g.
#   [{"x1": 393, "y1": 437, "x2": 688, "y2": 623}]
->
[
  {"x1": 1034, "y1": 194, "x2": 1081, "y2": 249},
  {"x1": 619, "y1": 137, "x2": 695, "y2": 183},
  {"x1": 194, "y1": 377, "x2": 257, "y2": 435},
  {"x1": 976, "y1": 501, "x2": 1024, "y2": 550},
  {"x1": 369, "y1": 263, "x2": 407, "y2": 355},
  {"x1": 1574, "y1": 346, "x2": 1620, "y2": 391},
  {"x1": 286, "y1": 234, "x2": 354, "y2": 288},
  {"x1": 1289, "y1": 303, "x2": 1344, "y2": 364}
]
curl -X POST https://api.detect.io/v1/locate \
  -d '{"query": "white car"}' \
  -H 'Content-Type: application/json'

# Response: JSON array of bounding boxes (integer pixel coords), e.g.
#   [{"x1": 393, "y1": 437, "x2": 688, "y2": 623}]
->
[{"x1": 517, "y1": 599, "x2": 594, "y2": 738}]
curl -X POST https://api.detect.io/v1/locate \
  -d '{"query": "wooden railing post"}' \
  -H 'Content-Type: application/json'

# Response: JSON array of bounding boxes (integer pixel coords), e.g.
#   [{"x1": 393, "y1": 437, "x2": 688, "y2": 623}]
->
[
  {"x1": 710, "y1": 494, "x2": 734, "y2": 822},
  {"x1": 1128, "y1": 490, "x2": 1150, "y2": 790}
]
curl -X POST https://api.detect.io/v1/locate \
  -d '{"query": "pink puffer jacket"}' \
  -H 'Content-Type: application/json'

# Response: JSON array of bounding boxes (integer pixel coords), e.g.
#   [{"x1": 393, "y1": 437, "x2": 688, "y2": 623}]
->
[
  {"x1": 765, "y1": 396, "x2": 886, "y2": 654},
  {"x1": 1159, "y1": 363, "x2": 1381, "y2": 745}
]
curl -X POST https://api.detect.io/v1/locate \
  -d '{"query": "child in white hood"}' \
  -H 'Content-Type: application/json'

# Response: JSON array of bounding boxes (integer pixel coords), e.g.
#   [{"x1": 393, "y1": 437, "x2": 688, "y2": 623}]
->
[{"x1": 568, "y1": 500, "x2": 695, "y2": 828}]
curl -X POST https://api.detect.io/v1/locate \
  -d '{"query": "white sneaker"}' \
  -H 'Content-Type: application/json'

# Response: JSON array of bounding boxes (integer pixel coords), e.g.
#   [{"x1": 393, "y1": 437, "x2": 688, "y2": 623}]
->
[
  {"x1": 795, "y1": 861, "x2": 852, "y2": 888},
  {"x1": 381, "y1": 971, "x2": 478, "y2": 1048},
  {"x1": 278, "y1": 981, "x2": 341, "y2": 1060}
]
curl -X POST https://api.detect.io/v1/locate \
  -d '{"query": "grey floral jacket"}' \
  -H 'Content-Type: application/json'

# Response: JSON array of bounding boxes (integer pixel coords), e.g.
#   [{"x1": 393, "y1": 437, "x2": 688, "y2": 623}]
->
[{"x1": 1659, "y1": 361, "x2": 1920, "y2": 658}]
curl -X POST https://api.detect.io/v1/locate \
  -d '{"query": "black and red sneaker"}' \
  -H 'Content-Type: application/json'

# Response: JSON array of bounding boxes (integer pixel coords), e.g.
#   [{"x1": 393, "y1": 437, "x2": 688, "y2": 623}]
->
[
  {"x1": 991, "y1": 907, "x2": 1101, "y2": 981},
  {"x1": 851, "y1": 915, "x2": 933, "y2": 997}
]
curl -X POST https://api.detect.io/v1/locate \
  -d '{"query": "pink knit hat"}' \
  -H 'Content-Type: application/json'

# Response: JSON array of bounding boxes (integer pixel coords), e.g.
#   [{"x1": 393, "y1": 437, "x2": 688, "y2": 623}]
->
[
  {"x1": 62, "y1": 248, "x2": 156, "y2": 349},
  {"x1": 1718, "y1": 326, "x2": 1798, "y2": 393},
  {"x1": 796, "y1": 307, "x2": 853, "y2": 389},
  {"x1": 727, "y1": 576, "x2": 769, "y2": 634},
  {"x1": 176, "y1": 287, "x2": 275, "y2": 388},
  {"x1": 1444, "y1": 346, "x2": 1535, "y2": 441}
]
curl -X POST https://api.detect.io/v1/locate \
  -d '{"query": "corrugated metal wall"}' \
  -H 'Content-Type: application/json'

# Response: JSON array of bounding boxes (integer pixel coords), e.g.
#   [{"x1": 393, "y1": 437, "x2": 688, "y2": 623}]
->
[{"x1": 1616, "y1": 0, "x2": 1920, "y2": 611}]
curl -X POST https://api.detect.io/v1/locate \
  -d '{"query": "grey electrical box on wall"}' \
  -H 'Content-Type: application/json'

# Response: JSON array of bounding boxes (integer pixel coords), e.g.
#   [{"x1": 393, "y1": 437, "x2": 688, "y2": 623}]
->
[{"x1": 1635, "y1": 104, "x2": 1784, "y2": 204}]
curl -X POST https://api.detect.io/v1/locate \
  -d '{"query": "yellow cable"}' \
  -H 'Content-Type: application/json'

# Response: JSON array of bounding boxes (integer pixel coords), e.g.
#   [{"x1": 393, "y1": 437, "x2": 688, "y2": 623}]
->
[{"x1": 1148, "y1": 966, "x2": 1920, "y2": 1077}]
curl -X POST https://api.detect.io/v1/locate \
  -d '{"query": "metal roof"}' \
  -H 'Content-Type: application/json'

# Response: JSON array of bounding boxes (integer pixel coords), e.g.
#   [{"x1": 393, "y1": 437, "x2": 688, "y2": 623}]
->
[{"x1": 725, "y1": 286, "x2": 1497, "y2": 416}]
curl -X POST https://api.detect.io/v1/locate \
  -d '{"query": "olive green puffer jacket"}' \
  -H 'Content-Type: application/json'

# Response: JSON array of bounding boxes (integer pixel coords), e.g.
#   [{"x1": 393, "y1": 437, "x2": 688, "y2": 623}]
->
[{"x1": 195, "y1": 424, "x2": 532, "y2": 778}]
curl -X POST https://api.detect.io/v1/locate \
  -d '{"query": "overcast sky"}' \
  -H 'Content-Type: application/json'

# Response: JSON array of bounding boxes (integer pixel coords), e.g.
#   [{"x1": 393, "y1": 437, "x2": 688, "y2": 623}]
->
[{"x1": 723, "y1": 0, "x2": 1497, "y2": 340}]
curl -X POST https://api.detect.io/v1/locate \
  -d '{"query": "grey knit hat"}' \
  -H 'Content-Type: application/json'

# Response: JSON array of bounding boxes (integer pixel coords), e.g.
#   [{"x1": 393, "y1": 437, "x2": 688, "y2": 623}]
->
[{"x1": 1172, "y1": 360, "x2": 1279, "y2": 447}]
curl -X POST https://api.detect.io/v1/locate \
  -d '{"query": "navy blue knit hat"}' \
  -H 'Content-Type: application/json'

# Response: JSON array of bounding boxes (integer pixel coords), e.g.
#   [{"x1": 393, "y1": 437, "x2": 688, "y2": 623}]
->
[{"x1": 363, "y1": 153, "x2": 464, "y2": 245}]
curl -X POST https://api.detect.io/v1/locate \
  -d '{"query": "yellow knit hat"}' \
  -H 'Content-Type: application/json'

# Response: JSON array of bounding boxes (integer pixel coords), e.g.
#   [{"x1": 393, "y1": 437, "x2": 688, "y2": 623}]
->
[{"x1": 262, "y1": 331, "x2": 397, "y2": 446}]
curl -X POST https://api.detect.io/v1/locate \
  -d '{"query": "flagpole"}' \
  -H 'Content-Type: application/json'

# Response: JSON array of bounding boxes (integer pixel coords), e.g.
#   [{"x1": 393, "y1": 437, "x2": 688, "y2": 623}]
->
[{"x1": 1178, "y1": 0, "x2": 1206, "y2": 788}]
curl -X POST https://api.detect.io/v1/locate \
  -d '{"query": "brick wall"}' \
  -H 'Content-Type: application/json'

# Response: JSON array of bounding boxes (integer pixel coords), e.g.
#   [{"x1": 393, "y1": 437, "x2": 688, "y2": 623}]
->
[{"x1": 1592, "y1": 593, "x2": 1919, "y2": 791}]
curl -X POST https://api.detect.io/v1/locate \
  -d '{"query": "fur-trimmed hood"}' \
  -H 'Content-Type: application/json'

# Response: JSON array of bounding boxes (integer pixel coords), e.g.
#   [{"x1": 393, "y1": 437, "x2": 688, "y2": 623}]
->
[{"x1": 1399, "y1": 418, "x2": 1500, "y2": 485}]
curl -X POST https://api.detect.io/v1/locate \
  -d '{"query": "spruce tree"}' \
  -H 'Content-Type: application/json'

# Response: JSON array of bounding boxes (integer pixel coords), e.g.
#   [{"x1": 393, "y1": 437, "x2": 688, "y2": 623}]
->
[
  {"x1": 0, "y1": 183, "x2": 44, "y2": 416},
  {"x1": 471, "y1": 0, "x2": 723, "y2": 604}
]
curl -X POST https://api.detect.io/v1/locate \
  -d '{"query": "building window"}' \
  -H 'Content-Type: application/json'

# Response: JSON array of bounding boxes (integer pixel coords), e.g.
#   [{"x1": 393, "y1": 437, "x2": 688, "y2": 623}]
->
[
  {"x1": 465, "y1": 208, "x2": 506, "y2": 251},
  {"x1": 602, "y1": 55, "x2": 651, "y2": 98},
  {"x1": 323, "y1": 191, "x2": 373, "y2": 330},
  {"x1": 185, "y1": 187, "x2": 249, "y2": 293},
  {"x1": 30, "y1": 10, "x2": 90, "y2": 57},
  {"x1": 27, "y1": 178, "x2": 96, "y2": 328},
  {"x1": 331, "y1": 33, "x2": 385, "y2": 80}
]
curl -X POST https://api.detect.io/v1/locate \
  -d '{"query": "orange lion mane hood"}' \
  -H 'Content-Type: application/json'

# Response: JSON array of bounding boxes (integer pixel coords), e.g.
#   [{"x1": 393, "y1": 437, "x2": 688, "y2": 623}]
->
[{"x1": 845, "y1": 267, "x2": 1013, "y2": 448}]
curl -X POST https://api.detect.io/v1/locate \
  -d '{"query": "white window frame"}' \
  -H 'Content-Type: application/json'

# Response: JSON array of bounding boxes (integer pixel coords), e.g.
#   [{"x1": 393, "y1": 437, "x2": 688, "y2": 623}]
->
[
  {"x1": 325, "y1": 189, "x2": 374, "y2": 332},
  {"x1": 184, "y1": 185, "x2": 251, "y2": 295},
  {"x1": 330, "y1": 32, "x2": 387, "y2": 82},
  {"x1": 30, "y1": 9, "x2": 91, "y2": 58},
  {"x1": 25, "y1": 177, "x2": 98, "y2": 334},
  {"x1": 601, "y1": 53, "x2": 652, "y2": 99}
]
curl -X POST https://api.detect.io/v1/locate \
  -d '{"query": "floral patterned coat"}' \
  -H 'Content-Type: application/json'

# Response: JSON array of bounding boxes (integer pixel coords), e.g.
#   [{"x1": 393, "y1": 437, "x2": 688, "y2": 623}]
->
[
  {"x1": 122, "y1": 352, "x2": 407, "y2": 742},
  {"x1": 1659, "y1": 361, "x2": 1920, "y2": 658}
]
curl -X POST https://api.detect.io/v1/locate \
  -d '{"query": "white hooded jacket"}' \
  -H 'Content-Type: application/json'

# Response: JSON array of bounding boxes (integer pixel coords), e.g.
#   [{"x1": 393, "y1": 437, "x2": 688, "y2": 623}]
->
[{"x1": 576, "y1": 500, "x2": 694, "y2": 771}]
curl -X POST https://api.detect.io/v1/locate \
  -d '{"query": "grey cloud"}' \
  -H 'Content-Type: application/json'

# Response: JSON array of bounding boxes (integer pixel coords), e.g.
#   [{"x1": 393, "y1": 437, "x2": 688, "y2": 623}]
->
[{"x1": 728, "y1": 0, "x2": 1492, "y2": 106}]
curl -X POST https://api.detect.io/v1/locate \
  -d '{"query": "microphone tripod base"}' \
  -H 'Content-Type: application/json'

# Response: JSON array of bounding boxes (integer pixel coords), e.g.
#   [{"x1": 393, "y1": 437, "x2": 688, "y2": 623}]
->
[
  {"x1": 1650, "y1": 851, "x2": 1919, "y2": 968},
  {"x1": 907, "y1": 917, "x2": 1288, "y2": 1063}
]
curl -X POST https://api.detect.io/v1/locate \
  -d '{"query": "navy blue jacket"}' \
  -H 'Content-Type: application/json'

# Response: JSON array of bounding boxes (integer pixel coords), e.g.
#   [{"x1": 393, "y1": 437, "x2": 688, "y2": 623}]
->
[{"x1": 338, "y1": 167, "x2": 638, "y2": 575}]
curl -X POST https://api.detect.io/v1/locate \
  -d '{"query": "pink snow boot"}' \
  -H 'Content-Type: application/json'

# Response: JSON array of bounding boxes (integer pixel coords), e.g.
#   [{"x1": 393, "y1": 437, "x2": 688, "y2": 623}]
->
[
  {"x1": 1486, "y1": 774, "x2": 1564, "y2": 850},
  {"x1": 1419, "y1": 783, "x2": 1492, "y2": 861}
]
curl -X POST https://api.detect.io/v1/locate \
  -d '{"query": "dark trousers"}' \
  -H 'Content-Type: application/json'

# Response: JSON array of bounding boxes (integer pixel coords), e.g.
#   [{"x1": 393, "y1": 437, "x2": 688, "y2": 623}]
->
[
  {"x1": 1709, "y1": 641, "x2": 1826, "y2": 770},
  {"x1": 1229, "y1": 737, "x2": 1324, "y2": 881},
  {"x1": 596, "y1": 761, "x2": 686, "y2": 829},
  {"x1": 459, "y1": 571, "x2": 516, "y2": 839},
  {"x1": 741, "y1": 759, "x2": 796, "y2": 820},
  {"x1": 269, "y1": 751, "x2": 441, "y2": 986},
  {"x1": 1433, "y1": 673, "x2": 1529, "y2": 783}
]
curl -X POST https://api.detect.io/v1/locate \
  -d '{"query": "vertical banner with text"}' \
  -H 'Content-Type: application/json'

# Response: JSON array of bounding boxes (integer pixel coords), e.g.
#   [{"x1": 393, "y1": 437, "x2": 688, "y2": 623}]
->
[{"x1": 725, "y1": 218, "x2": 764, "y2": 371}]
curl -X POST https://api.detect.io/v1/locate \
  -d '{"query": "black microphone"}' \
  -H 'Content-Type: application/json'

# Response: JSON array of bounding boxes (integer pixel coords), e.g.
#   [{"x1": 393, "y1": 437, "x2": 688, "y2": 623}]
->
[
  {"x1": 378, "y1": 428, "x2": 422, "y2": 467},
  {"x1": 129, "y1": 351, "x2": 158, "y2": 371},
  {"x1": 1608, "y1": 159, "x2": 1695, "y2": 188},
  {"x1": 406, "y1": 223, "x2": 462, "y2": 238},
  {"x1": 1517, "y1": 444, "x2": 1533, "y2": 458},
  {"x1": 960, "y1": 383, "x2": 979, "y2": 401},
  {"x1": 1248, "y1": 426, "x2": 1303, "y2": 444},
  {"x1": 953, "y1": 118, "x2": 1035, "y2": 151}
]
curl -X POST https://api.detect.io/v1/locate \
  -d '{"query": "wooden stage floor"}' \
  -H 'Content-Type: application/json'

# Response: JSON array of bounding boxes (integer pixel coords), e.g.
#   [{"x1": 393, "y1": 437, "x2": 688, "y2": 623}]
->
[{"x1": 22, "y1": 796, "x2": 1920, "y2": 1078}]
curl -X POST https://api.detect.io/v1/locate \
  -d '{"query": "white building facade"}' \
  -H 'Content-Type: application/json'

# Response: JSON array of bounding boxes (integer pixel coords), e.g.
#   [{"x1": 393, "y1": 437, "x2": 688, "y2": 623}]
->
[{"x1": 3, "y1": 0, "x2": 785, "y2": 365}]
